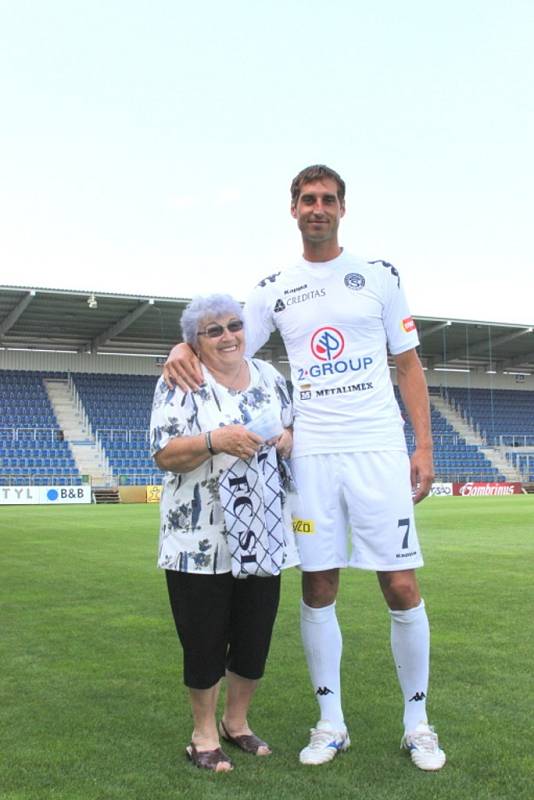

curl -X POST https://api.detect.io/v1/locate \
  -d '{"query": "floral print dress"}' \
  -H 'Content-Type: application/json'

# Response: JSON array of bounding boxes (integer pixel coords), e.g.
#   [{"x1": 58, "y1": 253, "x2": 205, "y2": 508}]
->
[{"x1": 150, "y1": 358, "x2": 295, "y2": 574}]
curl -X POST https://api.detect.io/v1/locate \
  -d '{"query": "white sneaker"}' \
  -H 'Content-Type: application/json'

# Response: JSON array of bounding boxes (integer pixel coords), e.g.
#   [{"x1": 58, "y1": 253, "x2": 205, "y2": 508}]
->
[
  {"x1": 401, "y1": 721, "x2": 446, "y2": 771},
  {"x1": 299, "y1": 720, "x2": 351, "y2": 765}
]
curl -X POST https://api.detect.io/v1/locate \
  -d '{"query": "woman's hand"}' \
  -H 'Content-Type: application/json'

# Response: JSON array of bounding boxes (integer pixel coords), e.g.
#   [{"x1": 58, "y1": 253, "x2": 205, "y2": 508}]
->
[
  {"x1": 272, "y1": 427, "x2": 293, "y2": 459},
  {"x1": 163, "y1": 343, "x2": 203, "y2": 391},
  {"x1": 212, "y1": 425, "x2": 264, "y2": 460}
]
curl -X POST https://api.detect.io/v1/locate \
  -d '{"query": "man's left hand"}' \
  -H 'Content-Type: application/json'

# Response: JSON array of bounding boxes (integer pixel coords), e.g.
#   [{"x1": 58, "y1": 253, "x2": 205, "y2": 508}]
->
[
  {"x1": 410, "y1": 447, "x2": 434, "y2": 504},
  {"x1": 271, "y1": 428, "x2": 293, "y2": 459}
]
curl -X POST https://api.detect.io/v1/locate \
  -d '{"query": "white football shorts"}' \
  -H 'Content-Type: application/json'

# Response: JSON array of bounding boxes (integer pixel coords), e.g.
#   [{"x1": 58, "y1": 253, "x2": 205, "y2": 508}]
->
[{"x1": 290, "y1": 451, "x2": 424, "y2": 572}]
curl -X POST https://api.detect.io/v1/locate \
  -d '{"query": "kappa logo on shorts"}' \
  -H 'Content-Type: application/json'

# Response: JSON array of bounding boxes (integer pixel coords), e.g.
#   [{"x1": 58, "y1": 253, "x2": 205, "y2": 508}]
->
[
  {"x1": 409, "y1": 691, "x2": 426, "y2": 702},
  {"x1": 292, "y1": 518, "x2": 315, "y2": 534}
]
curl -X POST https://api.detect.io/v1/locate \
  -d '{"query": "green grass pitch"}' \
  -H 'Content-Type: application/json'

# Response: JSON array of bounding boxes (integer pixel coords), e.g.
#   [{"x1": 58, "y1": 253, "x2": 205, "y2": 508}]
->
[{"x1": 1, "y1": 497, "x2": 533, "y2": 800}]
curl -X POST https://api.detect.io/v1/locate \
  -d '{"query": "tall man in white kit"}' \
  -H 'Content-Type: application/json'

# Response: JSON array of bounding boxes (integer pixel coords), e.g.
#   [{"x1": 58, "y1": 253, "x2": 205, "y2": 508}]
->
[{"x1": 164, "y1": 165, "x2": 446, "y2": 771}]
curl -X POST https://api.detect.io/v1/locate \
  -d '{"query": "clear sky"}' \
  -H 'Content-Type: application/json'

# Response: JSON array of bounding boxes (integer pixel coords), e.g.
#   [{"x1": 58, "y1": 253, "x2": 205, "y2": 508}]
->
[{"x1": 1, "y1": 0, "x2": 533, "y2": 325}]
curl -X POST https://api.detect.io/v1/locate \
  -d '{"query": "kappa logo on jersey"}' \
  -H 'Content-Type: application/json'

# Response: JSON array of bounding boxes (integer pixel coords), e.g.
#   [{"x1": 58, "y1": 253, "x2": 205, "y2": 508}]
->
[
  {"x1": 344, "y1": 272, "x2": 366, "y2": 291},
  {"x1": 402, "y1": 316, "x2": 416, "y2": 333},
  {"x1": 284, "y1": 283, "x2": 308, "y2": 295},
  {"x1": 311, "y1": 327, "x2": 345, "y2": 362},
  {"x1": 369, "y1": 259, "x2": 400, "y2": 288},
  {"x1": 257, "y1": 272, "x2": 281, "y2": 288},
  {"x1": 274, "y1": 298, "x2": 286, "y2": 313}
]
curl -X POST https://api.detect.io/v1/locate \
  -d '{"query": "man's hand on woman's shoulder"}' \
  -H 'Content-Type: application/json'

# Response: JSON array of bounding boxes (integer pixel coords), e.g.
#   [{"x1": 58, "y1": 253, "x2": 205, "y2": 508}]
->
[{"x1": 163, "y1": 343, "x2": 203, "y2": 391}]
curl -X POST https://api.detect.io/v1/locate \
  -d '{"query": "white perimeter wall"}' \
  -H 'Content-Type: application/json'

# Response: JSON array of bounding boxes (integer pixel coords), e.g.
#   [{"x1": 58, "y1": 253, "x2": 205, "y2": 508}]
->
[
  {"x1": 1, "y1": 349, "x2": 533, "y2": 392},
  {"x1": 0, "y1": 349, "x2": 162, "y2": 377}
]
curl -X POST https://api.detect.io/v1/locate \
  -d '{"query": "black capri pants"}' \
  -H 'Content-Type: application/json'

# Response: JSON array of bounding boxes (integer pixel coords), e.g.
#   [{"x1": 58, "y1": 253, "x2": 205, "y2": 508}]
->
[{"x1": 165, "y1": 569, "x2": 281, "y2": 690}]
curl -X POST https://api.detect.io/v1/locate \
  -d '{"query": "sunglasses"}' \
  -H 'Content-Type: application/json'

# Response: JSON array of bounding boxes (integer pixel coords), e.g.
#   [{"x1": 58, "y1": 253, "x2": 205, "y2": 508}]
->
[{"x1": 197, "y1": 319, "x2": 244, "y2": 339}]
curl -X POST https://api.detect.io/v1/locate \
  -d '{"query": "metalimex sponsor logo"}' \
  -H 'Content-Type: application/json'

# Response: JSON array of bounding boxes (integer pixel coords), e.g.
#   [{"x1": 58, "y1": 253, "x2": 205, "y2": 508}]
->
[
  {"x1": 300, "y1": 382, "x2": 374, "y2": 399},
  {"x1": 296, "y1": 326, "x2": 373, "y2": 381}
]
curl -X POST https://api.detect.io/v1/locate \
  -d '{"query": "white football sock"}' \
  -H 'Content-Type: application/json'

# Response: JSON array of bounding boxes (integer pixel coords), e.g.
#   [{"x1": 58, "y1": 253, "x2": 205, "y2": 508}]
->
[
  {"x1": 389, "y1": 599, "x2": 430, "y2": 733},
  {"x1": 300, "y1": 600, "x2": 344, "y2": 728}
]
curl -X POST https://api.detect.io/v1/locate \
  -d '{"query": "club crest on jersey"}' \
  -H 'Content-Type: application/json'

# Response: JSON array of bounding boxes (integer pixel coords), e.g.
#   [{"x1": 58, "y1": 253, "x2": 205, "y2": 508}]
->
[
  {"x1": 344, "y1": 273, "x2": 365, "y2": 291},
  {"x1": 311, "y1": 327, "x2": 345, "y2": 362},
  {"x1": 402, "y1": 316, "x2": 416, "y2": 333}
]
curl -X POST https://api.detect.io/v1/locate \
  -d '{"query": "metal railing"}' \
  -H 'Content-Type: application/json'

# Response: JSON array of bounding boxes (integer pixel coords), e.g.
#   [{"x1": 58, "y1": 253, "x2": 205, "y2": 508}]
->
[
  {"x1": 67, "y1": 374, "x2": 94, "y2": 440},
  {"x1": 490, "y1": 434, "x2": 534, "y2": 447},
  {"x1": 0, "y1": 473, "x2": 88, "y2": 486},
  {"x1": 96, "y1": 428, "x2": 150, "y2": 444},
  {"x1": 0, "y1": 426, "x2": 61, "y2": 442}
]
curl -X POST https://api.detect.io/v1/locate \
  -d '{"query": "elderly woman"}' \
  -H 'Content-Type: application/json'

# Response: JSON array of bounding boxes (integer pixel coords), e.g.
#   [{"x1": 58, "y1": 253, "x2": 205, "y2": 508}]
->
[{"x1": 150, "y1": 293, "x2": 298, "y2": 773}]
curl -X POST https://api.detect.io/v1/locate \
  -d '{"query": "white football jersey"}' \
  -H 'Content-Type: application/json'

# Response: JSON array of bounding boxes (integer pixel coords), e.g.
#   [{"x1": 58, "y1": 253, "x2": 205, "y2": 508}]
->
[{"x1": 244, "y1": 250, "x2": 419, "y2": 457}]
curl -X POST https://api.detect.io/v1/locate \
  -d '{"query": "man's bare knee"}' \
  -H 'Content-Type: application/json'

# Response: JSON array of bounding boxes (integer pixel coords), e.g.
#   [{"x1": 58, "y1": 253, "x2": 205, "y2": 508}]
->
[
  {"x1": 377, "y1": 570, "x2": 421, "y2": 610},
  {"x1": 302, "y1": 569, "x2": 340, "y2": 607}
]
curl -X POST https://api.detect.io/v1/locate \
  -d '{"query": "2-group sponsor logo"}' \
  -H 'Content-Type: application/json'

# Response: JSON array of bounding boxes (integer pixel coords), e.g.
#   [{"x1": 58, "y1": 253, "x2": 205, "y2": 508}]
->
[
  {"x1": 454, "y1": 482, "x2": 522, "y2": 497},
  {"x1": 311, "y1": 326, "x2": 345, "y2": 361},
  {"x1": 296, "y1": 325, "x2": 373, "y2": 381}
]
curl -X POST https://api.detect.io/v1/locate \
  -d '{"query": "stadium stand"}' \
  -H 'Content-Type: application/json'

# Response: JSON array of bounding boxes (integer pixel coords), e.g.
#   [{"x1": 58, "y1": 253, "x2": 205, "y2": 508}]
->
[
  {"x1": 3, "y1": 369, "x2": 530, "y2": 487},
  {"x1": 444, "y1": 387, "x2": 534, "y2": 481},
  {"x1": 71, "y1": 373, "x2": 159, "y2": 486},
  {"x1": 2, "y1": 287, "x2": 533, "y2": 493},
  {"x1": 444, "y1": 387, "x2": 534, "y2": 446},
  {"x1": 0, "y1": 370, "x2": 81, "y2": 486},
  {"x1": 397, "y1": 388, "x2": 505, "y2": 482}
]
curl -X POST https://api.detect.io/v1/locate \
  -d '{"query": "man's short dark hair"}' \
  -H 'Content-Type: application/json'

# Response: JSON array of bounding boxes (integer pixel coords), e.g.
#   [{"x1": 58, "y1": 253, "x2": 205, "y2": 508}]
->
[{"x1": 290, "y1": 164, "x2": 346, "y2": 206}]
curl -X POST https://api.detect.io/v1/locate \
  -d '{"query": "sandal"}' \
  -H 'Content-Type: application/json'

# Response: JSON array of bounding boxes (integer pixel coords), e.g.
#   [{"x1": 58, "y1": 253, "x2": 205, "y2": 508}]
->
[
  {"x1": 219, "y1": 720, "x2": 272, "y2": 756},
  {"x1": 186, "y1": 743, "x2": 233, "y2": 772}
]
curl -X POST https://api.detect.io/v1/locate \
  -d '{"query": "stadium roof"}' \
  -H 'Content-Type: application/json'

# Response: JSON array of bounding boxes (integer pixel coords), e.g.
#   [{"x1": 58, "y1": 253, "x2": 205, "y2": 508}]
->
[{"x1": 1, "y1": 284, "x2": 534, "y2": 374}]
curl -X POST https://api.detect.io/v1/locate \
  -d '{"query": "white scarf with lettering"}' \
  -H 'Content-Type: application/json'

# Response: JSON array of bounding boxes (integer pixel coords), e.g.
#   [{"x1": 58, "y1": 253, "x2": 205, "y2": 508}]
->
[
  {"x1": 190, "y1": 361, "x2": 290, "y2": 579},
  {"x1": 218, "y1": 445, "x2": 285, "y2": 579}
]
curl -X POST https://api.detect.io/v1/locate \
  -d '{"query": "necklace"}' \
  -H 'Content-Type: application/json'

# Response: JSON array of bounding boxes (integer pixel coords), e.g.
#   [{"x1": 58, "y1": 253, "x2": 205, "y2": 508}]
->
[
  {"x1": 229, "y1": 359, "x2": 246, "y2": 392},
  {"x1": 219, "y1": 359, "x2": 247, "y2": 393}
]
